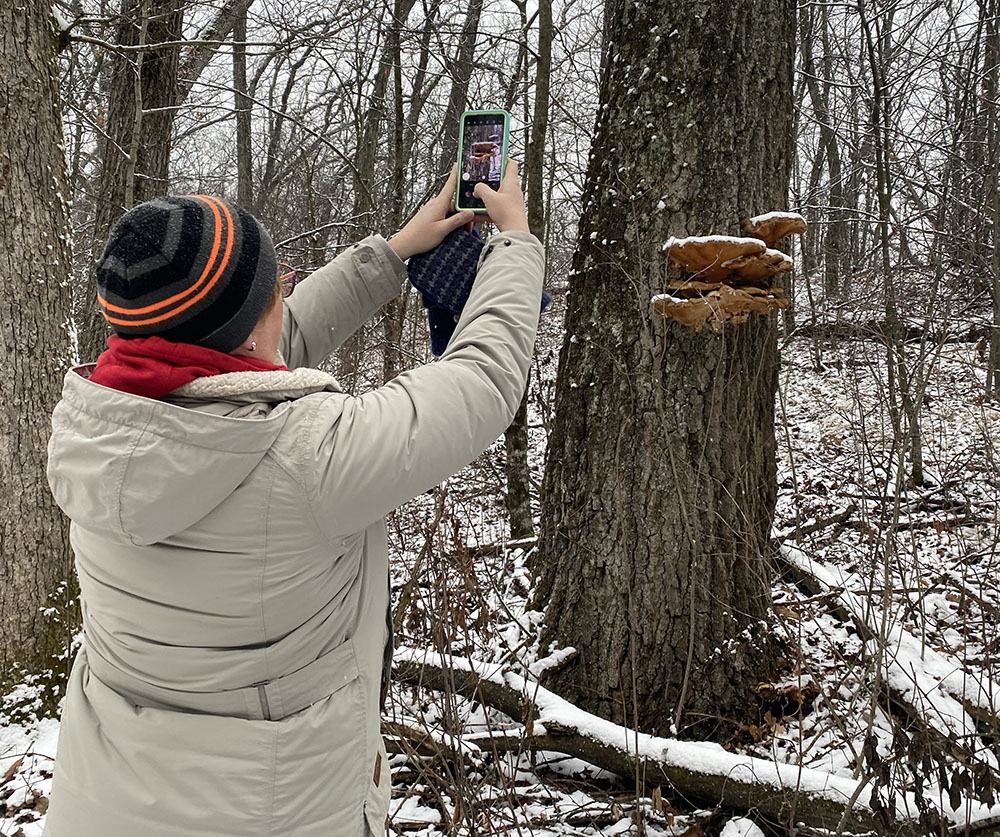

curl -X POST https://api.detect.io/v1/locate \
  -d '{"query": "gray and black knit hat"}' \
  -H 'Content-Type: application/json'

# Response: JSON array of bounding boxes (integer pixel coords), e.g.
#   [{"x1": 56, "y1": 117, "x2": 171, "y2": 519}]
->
[{"x1": 96, "y1": 195, "x2": 277, "y2": 353}]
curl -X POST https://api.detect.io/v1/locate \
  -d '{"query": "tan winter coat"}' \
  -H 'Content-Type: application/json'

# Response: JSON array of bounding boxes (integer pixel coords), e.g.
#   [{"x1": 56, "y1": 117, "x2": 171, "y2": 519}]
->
[{"x1": 44, "y1": 231, "x2": 545, "y2": 837}]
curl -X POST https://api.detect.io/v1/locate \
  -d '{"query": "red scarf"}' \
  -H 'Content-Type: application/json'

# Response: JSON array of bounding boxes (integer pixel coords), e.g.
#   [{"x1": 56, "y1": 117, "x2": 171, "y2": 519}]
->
[{"x1": 88, "y1": 335, "x2": 288, "y2": 399}]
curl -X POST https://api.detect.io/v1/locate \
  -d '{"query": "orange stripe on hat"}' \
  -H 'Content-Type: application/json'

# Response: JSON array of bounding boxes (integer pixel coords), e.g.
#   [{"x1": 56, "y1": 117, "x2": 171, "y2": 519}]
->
[{"x1": 99, "y1": 196, "x2": 235, "y2": 326}]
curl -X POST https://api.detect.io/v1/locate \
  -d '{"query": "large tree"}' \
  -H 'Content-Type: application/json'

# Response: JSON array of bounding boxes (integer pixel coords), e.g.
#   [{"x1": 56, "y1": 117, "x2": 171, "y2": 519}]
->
[
  {"x1": 534, "y1": 0, "x2": 795, "y2": 737},
  {"x1": 79, "y1": 0, "x2": 185, "y2": 364},
  {"x1": 0, "y1": 0, "x2": 75, "y2": 694}
]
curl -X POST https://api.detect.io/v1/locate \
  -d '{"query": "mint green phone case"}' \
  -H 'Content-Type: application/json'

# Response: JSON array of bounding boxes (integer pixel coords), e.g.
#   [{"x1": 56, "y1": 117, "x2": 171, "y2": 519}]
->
[{"x1": 455, "y1": 109, "x2": 511, "y2": 213}]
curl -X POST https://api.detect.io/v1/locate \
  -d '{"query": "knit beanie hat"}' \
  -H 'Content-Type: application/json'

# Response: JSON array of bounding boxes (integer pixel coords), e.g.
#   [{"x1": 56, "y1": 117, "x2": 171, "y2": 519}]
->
[{"x1": 96, "y1": 195, "x2": 278, "y2": 353}]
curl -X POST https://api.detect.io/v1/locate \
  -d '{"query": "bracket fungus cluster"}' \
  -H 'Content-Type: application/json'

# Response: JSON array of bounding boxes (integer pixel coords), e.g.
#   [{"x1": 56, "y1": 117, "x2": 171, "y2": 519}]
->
[{"x1": 652, "y1": 211, "x2": 806, "y2": 333}]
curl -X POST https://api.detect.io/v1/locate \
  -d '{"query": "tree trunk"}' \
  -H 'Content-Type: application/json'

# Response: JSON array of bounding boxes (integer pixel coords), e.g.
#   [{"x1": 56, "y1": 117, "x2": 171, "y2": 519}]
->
[
  {"x1": 435, "y1": 0, "x2": 485, "y2": 174},
  {"x1": 534, "y1": 0, "x2": 794, "y2": 738},
  {"x1": 175, "y1": 0, "x2": 252, "y2": 109},
  {"x1": 381, "y1": 0, "x2": 412, "y2": 383},
  {"x1": 503, "y1": 0, "x2": 552, "y2": 541},
  {"x1": 80, "y1": 0, "x2": 184, "y2": 364},
  {"x1": 801, "y1": 1, "x2": 848, "y2": 298},
  {"x1": 0, "y1": 0, "x2": 75, "y2": 698},
  {"x1": 233, "y1": 7, "x2": 253, "y2": 208},
  {"x1": 984, "y1": 2, "x2": 1000, "y2": 398},
  {"x1": 402, "y1": 0, "x2": 442, "y2": 157},
  {"x1": 340, "y1": 0, "x2": 416, "y2": 383},
  {"x1": 504, "y1": 392, "x2": 534, "y2": 539}
]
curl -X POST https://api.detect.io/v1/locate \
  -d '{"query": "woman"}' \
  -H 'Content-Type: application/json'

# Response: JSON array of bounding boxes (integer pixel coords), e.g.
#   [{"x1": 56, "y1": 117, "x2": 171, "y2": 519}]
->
[{"x1": 44, "y1": 164, "x2": 544, "y2": 836}]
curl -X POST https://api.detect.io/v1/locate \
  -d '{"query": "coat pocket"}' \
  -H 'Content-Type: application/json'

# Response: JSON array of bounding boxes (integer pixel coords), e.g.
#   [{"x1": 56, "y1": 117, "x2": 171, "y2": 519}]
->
[
  {"x1": 54, "y1": 656, "x2": 279, "y2": 836},
  {"x1": 272, "y1": 665, "x2": 371, "y2": 833},
  {"x1": 363, "y1": 735, "x2": 391, "y2": 836}
]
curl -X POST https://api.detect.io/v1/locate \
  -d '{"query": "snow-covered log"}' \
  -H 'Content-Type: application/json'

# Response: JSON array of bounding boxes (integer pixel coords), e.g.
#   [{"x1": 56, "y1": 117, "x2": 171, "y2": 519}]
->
[
  {"x1": 393, "y1": 649, "x2": 892, "y2": 833},
  {"x1": 773, "y1": 504, "x2": 858, "y2": 544},
  {"x1": 383, "y1": 720, "x2": 475, "y2": 763},
  {"x1": 779, "y1": 546, "x2": 1000, "y2": 781}
]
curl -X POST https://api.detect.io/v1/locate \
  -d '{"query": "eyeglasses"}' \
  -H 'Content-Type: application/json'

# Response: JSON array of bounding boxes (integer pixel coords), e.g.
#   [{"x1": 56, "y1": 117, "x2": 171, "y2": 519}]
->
[{"x1": 278, "y1": 263, "x2": 299, "y2": 299}]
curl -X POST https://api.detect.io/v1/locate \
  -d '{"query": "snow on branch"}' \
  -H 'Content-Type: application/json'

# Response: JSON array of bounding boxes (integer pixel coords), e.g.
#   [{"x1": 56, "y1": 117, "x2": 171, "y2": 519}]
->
[
  {"x1": 781, "y1": 545, "x2": 1000, "y2": 740},
  {"x1": 394, "y1": 647, "x2": 897, "y2": 833},
  {"x1": 780, "y1": 545, "x2": 1000, "y2": 822}
]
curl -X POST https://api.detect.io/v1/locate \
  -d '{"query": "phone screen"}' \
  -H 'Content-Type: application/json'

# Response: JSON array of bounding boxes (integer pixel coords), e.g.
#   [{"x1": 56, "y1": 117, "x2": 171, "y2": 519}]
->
[{"x1": 457, "y1": 111, "x2": 508, "y2": 211}]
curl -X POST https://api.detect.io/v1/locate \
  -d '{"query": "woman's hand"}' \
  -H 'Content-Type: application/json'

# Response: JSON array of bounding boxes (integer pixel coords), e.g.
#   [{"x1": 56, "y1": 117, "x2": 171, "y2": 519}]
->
[
  {"x1": 472, "y1": 160, "x2": 530, "y2": 234},
  {"x1": 389, "y1": 167, "x2": 474, "y2": 261}
]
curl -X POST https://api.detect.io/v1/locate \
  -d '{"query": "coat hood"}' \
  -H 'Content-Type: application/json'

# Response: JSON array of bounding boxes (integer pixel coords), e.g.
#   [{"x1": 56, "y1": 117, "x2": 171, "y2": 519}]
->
[{"x1": 48, "y1": 366, "x2": 292, "y2": 546}]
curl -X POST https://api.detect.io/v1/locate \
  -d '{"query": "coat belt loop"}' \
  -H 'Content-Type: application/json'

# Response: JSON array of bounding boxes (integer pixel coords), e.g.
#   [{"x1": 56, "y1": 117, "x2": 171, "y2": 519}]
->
[{"x1": 253, "y1": 682, "x2": 272, "y2": 721}]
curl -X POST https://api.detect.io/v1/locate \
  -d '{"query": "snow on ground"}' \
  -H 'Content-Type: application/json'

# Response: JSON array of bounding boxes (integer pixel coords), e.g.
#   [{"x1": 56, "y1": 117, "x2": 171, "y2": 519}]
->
[
  {"x1": 0, "y1": 714, "x2": 58, "y2": 836},
  {"x1": 6, "y1": 281, "x2": 1000, "y2": 834}
]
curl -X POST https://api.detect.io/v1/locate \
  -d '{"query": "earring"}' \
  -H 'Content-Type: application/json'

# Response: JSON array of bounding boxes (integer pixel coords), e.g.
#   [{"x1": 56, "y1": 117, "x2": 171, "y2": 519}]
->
[{"x1": 249, "y1": 341, "x2": 256, "y2": 352}]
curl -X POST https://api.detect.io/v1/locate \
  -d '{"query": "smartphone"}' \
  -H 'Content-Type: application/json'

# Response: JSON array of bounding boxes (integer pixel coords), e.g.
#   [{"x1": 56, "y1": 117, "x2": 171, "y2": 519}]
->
[{"x1": 455, "y1": 109, "x2": 511, "y2": 213}]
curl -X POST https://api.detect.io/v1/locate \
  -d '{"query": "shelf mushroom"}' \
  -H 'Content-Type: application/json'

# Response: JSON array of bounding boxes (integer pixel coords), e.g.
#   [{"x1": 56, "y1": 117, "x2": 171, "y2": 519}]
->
[
  {"x1": 740, "y1": 212, "x2": 806, "y2": 248},
  {"x1": 654, "y1": 221, "x2": 804, "y2": 333},
  {"x1": 663, "y1": 235, "x2": 766, "y2": 282},
  {"x1": 652, "y1": 283, "x2": 789, "y2": 332},
  {"x1": 723, "y1": 248, "x2": 793, "y2": 283}
]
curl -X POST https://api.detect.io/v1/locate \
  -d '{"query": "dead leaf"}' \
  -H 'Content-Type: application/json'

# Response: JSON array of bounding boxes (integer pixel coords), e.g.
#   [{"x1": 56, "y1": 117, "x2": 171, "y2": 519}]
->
[{"x1": 2, "y1": 756, "x2": 24, "y2": 783}]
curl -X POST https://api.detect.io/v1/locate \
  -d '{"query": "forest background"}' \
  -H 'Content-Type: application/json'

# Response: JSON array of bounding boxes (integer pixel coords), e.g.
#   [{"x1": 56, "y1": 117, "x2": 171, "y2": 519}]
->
[{"x1": 5, "y1": 0, "x2": 1000, "y2": 835}]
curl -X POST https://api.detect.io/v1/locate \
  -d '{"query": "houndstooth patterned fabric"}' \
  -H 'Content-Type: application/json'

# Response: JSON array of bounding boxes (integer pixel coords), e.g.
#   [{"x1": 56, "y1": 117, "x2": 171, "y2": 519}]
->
[
  {"x1": 408, "y1": 227, "x2": 552, "y2": 356},
  {"x1": 406, "y1": 227, "x2": 484, "y2": 315}
]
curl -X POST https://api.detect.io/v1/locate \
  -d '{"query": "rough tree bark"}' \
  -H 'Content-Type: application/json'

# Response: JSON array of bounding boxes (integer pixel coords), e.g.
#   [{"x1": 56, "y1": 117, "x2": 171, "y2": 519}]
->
[
  {"x1": 79, "y1": 0, "x2": 184, "y2": 364},
  {"x1": 534, "y1": 0, "x2": 794, "y2": 737},
  {"x1": 0, "y1": 0, "x2": 75, "y2": 694}
]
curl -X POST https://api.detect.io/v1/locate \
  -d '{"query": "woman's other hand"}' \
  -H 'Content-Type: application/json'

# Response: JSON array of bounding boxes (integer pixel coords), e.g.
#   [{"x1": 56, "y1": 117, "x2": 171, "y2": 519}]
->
[
  {"x1": 472, "y1": 160, "x2": 530, "y2": 234},
  {"x1": 389, "y1": 167, "x2": 474, "y2": 261}
]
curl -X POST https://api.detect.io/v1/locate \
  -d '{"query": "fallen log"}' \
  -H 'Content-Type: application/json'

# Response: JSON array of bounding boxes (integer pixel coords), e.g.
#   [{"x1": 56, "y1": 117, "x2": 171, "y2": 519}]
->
[
  {"x1": 393, "y1": 649, "x2": 894, "y2": 833},
  {"x1": 785, "y1": 321, "x2": 988, "y2": 344},
  {"x1": 774, "y1": 504, "x2": 858, "y2": 544},
  {"x1": 383, "y1": 720, "x2": 470, "y2": 762},
  {"x1": 778, "y1": 547, "x2": 1000, "y2": 794},
  {"x1": 958, "y1": 813, "x2": 1000, "y2": 836}
]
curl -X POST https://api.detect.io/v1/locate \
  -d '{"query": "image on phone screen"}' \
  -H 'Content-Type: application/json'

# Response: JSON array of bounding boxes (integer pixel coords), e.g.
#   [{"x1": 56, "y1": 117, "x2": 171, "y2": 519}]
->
[{"x1": 458, "y1": 113, "x2": 506, "y2": 210}]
